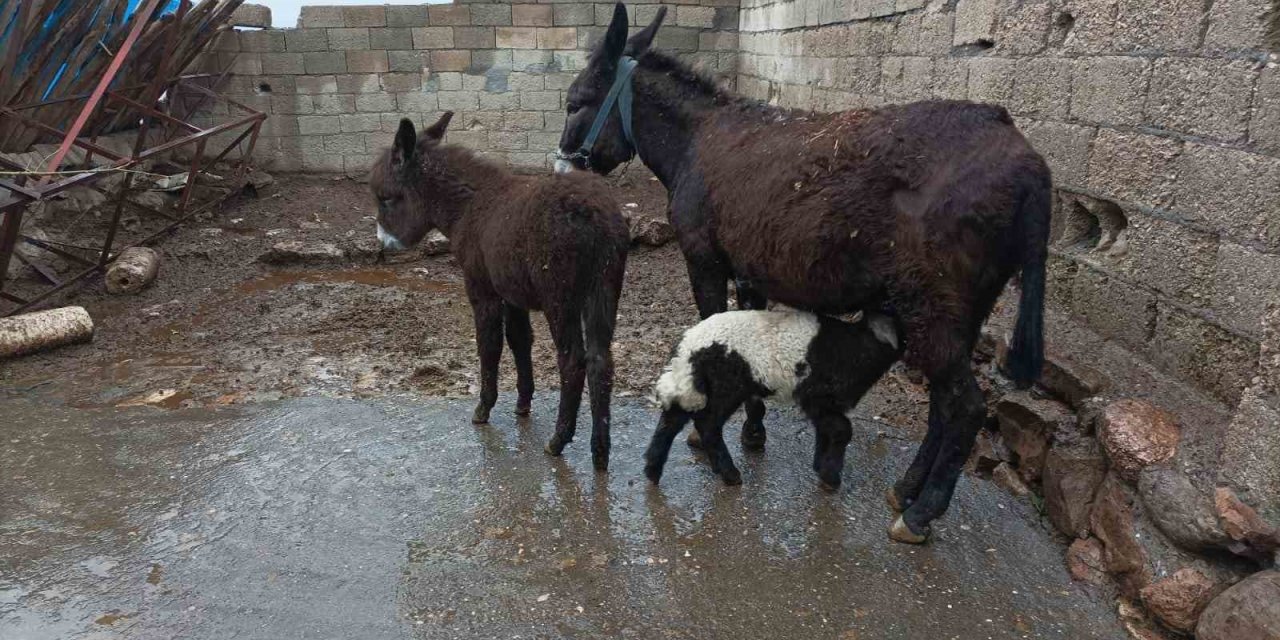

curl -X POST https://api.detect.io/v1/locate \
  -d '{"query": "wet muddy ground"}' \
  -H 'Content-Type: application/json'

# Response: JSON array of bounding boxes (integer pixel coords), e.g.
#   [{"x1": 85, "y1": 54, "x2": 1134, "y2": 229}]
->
[{"x1": 1, "y1": 173, "x2": 1124, "y2": 638}]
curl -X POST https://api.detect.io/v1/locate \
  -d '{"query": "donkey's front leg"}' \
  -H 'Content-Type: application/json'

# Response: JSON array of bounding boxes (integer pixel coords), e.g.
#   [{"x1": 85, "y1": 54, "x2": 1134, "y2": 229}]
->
[{"x1": 470, "y1": 296, "x2": 505, "y2": 424}]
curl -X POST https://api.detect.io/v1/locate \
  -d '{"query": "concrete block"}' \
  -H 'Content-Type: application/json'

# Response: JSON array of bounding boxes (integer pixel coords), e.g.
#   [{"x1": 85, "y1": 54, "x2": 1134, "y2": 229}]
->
[
  {"x1": 344, "y1": 154, "x2": 376, "y2": 177},
  {"x1": 260, "y1": 53, "x2": 305, "y2": 75},
  {"x1": 527, "y1": 131, "x2": 562, "y2": 150},
  {"x1": 954, "y1": 0, "x2": 1000, "y2": 45},
  {"x1": 700, "y1": 31, "x2": 739, "y2": 51},
  {"x1": 296, "y1": 75, "x2": 339, "y2": 95},
  {"x1": 231, "y1": 3, "x2": 271, "y2": 28},
  {"x1": 429, "y1": 5, "x2": 471, "y2": 26},
  {"x1": 537, "y1": 27, "x2": 577, "y2": 50},
  {"x1": 431, "y1": 50, "x2": 472, "y2": 73},
  {"x1": 397, "y1": 91, "x2": 440, "y2": 113},
  {"x1": 458, "y1": 111, "x2": 503, "y2": 131},
  {"x1": 302, "y1": 148, "x2": 345, "y2": 172},
  {"x1": 1010, "y1": 57, "x2": 1072, "y2": 120},
  {"x1": 336, "y1": 73, "x2": 382, "y2": 93},
  {"x1": 285, "y1": 29, "x2": 328, "y2": 52},
  {"x1": 366, "y1": 131, "x2": 395, "y2": 152},
  {"x1": 968, "y1": 57, "x2": 1016, "y2": 104},
  {"x1": 508, "y1": 73, "x2": 546, "y2": 92},
  {"x1": 995, "y1": 0, "x2": 1052, "y2": 53},
  {"x1": 508, "y1": 152, "x2": 549, "y2": 170},
  {"x1": 1045, "y1": 251, "x2": 1078, "y2": 309},
  {"x1": 479, "y1": 92, "x2": 521, "y2": 109},
  {"x1": 1069, "y1": 56, "x2": 1149, "y2": 126},
  {"x1": 412, "y1": 27, "x2": 454, "y2": 50},
  {"x1": 490, "y1": 130, "x2": 529, "y2": 150},
  {"x1": 652, "y1": 26, "x2": 700, "y2": 52},
  {"x1": 1085, "y1": 128, "x2": 1181, "y2": 209},
  {"x1": 1151, "y1": 302, "x2": 1258, "y2": 403},
  {"x1": 1019, "y1": 120, "x2": 1094, "y2": 187},
  {"x1": 386, "y1": 6, "x2": 430, "y2": 28},
  {"x1": 299, "y1": 6, "x2": 343, "y2": 28},
  {"x1": 498, "y1": 27, "x2": 539, "y2": 49},
  {"x1": 880, "y1": 56, "x2": 935, "y2": 101},
  {"x1": 345, "y1": 51, "x2": 389, "y2": 74},
  {"x1": 1060, "y1": 0, "x2": 1118, "y2": 53},
  {"x1": 239, "y1": 30, "x2": 286, "y2": 53},
  {"x1": 447, "y1": 130, "x2": 489, "y2": 150},
  {"x1": 303, "y1": 52, "x2": 347, "y2": 75},
  {"x1": 327, "y1": 28, "x2": 370, "y2": 51},
  {"x1": 1252, "y1": 68, "x2": 1280, "y2": 155},
  {"x1": 212, "y1": 31, "x2": 240, "y2": 53},
  {"x1": 1112, "y1": 0, "x2": 1202, "y2": 53},
  {"x1": 520, "y1": 90, "x2": 562, "y2": 111},
  {"x1": 271, "y1": 94, "x2": 313, "y2": 115},
  {"x1": 512, "y1": 49, "x2": 554, "y2": 72},
  {"x1": 504, "y1": 111, "x2": 544, "y2": 131},
  {"x1": 340, "y1": 113, "x2": 383, "y2": 133},
  {"x1": 1070, "y1": 263, "x2": 1156, "y2": 350},
  {"x1": 462, "y1": 73, "x2": 488, "y2": 91},
  {"x1": 388, "y1": 50, "x2": 430, "y2": 73},
  {"x1": 438, "y1": 91, "x2": 480, "y2": 111},
  {"x1": 454, "y1": 27, "x2": 496, "y2": 49},
  {"x1": 355, "y1": 93, "x2": 397, "y2": 113},
  {"x1": 471, "y1": 49, "x2": 513, "y2": 72},
  {"x1": 1146, "y1": 58, "x2": 1256, "y2": 143},
  {"x1": 554, "y1": 4, "x2": 595, "y2": 26},
  {"x1": 221, "y1": 53, "x2": 262, "y2": 76},
  {"x1": 676, "y1": 5, "x2": 717, "y2": 28},
  {"x1": 1213, "y1": 243, "x2": 1280, "y2": 338},
  {"x1": 258, "y1": 114, "x2": 300, "y2": 137},
  {"x1": 778, "y1": 83, "x2": 814, "y2": 109},
  {"x1": 471, "y1": 4, "x2": 513, "y2": 26},
  {"x1": 369, "y1": 27, "x2": 413, "y2": 50},
  {"x1": 1173, "y1": 143, "x2": 1280, "y2": 250},
  {"x1": 381, "y1": 73, "x2": 423, "y2": 92},
  {"x1": 517, "y1": 4, "x2": 555, "y2": 27},
  {"x1": 299, "y1": 115, "x2": 342, "y2": 135},
  {"x1": 930, "y1": 58, "x2": 970, "y2": 100},
  {"x1": 803, "y1": 24, "x2": 853, "y2": 57},
  {"x1": 1204, "y1": 0, "x2": 1273, "y2": 51},
  {"x1": 324, "y1": 133, "x2": 367, "y2": 155},
  {"x1": 313, "y1": 94, "x2": 356, "y2": 114},
  {"x1": 848, "y1": 20, "x2": 895, "y2": 55},
  {"x1": 436, "y1": 72, "x2": 464, "y2": 91},
  {"x1": 829, "y1": 57, "x2": 880, "y2": 93},
  {"x1": 343, "y1": 6, "x2": 386, "y2": 28},
  {"x1": 1113, "y1": 212, "x2": 1219, "y2": 306}
]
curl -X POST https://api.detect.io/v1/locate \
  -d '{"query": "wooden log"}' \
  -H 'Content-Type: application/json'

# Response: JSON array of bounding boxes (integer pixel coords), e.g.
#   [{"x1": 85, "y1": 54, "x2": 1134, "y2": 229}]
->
[
  {"x1": 0, "y1": 306, "x2": 94, "y2": 358},
  {"x1": 105, "y1": 246, "x2": 160, "y2": 294}
]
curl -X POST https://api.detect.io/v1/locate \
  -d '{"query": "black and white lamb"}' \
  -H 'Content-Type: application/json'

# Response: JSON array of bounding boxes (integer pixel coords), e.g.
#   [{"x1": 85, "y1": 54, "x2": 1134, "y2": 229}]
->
[{"x1": 644, "y1": 309, "x2": 904, "y2": 489}]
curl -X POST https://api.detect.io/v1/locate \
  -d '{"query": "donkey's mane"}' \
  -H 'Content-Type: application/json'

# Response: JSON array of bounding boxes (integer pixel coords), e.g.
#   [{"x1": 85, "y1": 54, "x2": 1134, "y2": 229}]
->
[{"x1": 636, "y1": 50, "x2": 794, "y2": 117}]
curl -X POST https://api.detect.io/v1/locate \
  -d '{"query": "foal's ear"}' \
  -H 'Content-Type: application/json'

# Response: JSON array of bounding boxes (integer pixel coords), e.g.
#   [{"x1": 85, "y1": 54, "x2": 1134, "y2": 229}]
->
[
  {"x1": 393, "y1": 118, "x2": 417, "y2": 168},
  {"x1": 625, "y1": 5, "x2": 666, "y2": 56},
  {"x1": 599, "y1": 3, "x2": 629, "y2": 64},
  {"x1": 424, "y1": 111, "x2": 453, "y2": 140}
]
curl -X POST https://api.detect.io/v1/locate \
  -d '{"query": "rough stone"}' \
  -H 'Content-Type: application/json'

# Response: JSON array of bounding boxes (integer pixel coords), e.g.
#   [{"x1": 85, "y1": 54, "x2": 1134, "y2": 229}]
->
[
  {"x1": 621, "y1": 209, "x2": 675, "y2": 247},
  {"x1": 1097, "y1": 399, "x2": 1180, "y2": 482},
  {"x1": 1066, "y1": 537, "x2": 1108, "y2": 585},
  {"x1": 1044, "y1": 436, "x2": 1107, "y2": 539},
  {"x1": 1137, "y1": 467, "x2": 1229, "y2": 552},
  {"x1": 1038, "y1": 349, "x2": 1108, "y2": 408},
  {"x1": 1196, "y1": 570, "x2": 1280, "y2": 640},
  {"x1": 261, "y1": 241, "x2": 345, "y2": 265},
  {"x1": 1090, "y1": 473, "x2": 1152, "y2": 597},
  {"x1": 992, "y1": 462, "x2": 1030, "y2": 497},
  {"x1": 1140, "y1": 568, "x2": 1224, "y2": 635},
  {"x1": 994, "y1": 391, "x2": 1074, "y2": 482},
  {"x1": 422, "y1": 230, "x2": 450, "y2": 257},
  {"x1": 1214, "y1": 487, "x2": 1280, "y2": 562},
  {"x1": 1150, "y1": 303, "x2": 1259, "y2": 405},
  {"x1": 230, "y1": 3, "x2": 271, "y2": 28}
]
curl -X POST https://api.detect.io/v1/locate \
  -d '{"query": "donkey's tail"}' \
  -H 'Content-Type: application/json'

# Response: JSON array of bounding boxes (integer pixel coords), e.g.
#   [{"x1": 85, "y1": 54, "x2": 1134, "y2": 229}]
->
[{"x1": 1004, "y1": 166, "x2": 1052, "y2": 389}]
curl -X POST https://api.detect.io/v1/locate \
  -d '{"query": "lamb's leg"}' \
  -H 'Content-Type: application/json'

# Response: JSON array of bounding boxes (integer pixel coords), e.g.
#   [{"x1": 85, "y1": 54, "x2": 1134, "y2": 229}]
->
[
  {"x1": 681, "y1": 256, "x2": 729, "y2": 451},
  {"x1": 544, "y1": 306, "x2": 586, "y2": 458},
  {"x1": 734, "y1": 278, "x2": 769, "y2": 452},
  {"x1": 695, "y1": 395, "x2": 744, "y2": 486},
  {"x1": 644, "y1": 407, "x2": 693, "y2": 483},
  {"x1": 812, "y1": 411, "x2": 853, "y2": 491},
  {"x1": 470, "y1": 296, "x2": 504, "y2": 424},
  {"x1": 503, "y1": 304, "x2": 534, "y2": 416}
]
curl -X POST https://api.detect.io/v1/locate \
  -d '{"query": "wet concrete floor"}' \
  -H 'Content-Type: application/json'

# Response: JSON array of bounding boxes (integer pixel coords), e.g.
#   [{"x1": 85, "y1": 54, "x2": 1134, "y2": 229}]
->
[{"x1": 0, "y1": 393, "x2": 1125, "y2": 639}]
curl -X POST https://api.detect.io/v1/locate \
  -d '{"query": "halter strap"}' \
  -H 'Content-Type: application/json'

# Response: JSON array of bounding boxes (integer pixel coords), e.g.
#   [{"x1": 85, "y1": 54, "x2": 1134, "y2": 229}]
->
[{"x1": 575, "y1": 55, "x2": 638, "y2": 166}]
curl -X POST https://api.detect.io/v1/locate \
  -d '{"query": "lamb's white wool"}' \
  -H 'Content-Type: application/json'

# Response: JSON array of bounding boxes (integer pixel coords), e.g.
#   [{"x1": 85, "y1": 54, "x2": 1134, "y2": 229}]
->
[
  {"x1": 377, "y1": 223, "x2": 405, "y2": 250},
  {"x1": 655, "y1": 311, "x2": 821, "y2": 411}
]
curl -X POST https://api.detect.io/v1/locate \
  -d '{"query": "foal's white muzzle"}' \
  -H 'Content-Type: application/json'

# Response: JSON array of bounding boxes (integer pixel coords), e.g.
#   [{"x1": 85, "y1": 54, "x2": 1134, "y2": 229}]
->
[{"x1": 377, "y1": 223, "x2": 405, "y2": 251}]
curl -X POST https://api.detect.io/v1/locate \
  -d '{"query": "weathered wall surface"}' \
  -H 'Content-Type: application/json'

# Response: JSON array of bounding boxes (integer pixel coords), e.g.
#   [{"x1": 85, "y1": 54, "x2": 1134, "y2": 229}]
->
[
  {"x1": 192, "y1": 1, "x2": 737, "y2": 174},
  {"x1": 737, "y1": 0, "x2": 1278, "y2": 404}
]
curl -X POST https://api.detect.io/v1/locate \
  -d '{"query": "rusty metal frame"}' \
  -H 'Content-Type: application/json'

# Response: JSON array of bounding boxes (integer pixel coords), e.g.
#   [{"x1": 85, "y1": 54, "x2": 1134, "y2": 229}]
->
[{"x1": 0, "y1": 75, "x2": 266, "y2": 317}]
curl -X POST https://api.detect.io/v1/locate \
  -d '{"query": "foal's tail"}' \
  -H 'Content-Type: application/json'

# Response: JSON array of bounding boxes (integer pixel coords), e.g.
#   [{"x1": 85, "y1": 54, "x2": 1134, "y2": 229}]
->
[{"x1": 1005, "y1": 164, "x2": 1052, "y2": 389}]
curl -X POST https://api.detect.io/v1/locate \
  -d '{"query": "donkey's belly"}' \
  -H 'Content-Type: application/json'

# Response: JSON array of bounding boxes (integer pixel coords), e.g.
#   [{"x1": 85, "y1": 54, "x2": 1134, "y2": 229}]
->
[{"x1": 728, "y1": 240, "x2": 883, "y2": 315}]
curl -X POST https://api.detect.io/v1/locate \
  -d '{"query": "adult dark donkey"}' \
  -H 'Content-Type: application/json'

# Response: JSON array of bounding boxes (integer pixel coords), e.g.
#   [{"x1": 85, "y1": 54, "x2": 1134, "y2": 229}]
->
[
  {"x1": 372, "y1": 112, "x2": 630, "y2": 470},
  {"x1": 557, "y1": 4, "x2": 1051, "y2": 543}
]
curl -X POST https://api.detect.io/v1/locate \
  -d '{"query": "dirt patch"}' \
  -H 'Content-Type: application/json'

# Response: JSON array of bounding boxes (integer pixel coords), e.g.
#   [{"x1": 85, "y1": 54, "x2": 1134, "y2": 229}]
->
[{"x1": 0, "y1": 171, "x2": 930, "y2": 434}]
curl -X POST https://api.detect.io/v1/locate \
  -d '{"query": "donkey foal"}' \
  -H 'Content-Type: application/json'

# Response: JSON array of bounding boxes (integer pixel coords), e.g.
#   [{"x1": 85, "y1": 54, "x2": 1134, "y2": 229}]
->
[
  {"x1": 645, "y1": 310, "x2": 903, "y2": 489},
  {"x1": 370, "y1": 113, "x2": 629, "y2": 470}
]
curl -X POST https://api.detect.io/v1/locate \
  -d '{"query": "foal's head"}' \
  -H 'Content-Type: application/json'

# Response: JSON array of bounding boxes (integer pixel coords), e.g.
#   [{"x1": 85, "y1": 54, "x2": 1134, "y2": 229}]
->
[
  {"x1": 555, "y1": 3, "x2": 665, "y2": 175},
  {"x1": 368, "y1": 112, "x2": 456, "y2": 250}
]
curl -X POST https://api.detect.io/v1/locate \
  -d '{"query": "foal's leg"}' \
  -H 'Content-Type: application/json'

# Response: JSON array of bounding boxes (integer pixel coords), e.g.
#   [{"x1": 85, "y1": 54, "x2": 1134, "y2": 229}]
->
[
  {"x1": 503, "y1": 304, "x2": 535, "y2": 416},
  {"x1": 643, "y1": 407, "x2": 694, "y2": 483},
  {"x1": 543, "y1": 306, "x2": 587, "y2": 459},
  {"x1": 734, "y1": 278, "x2": 769, "y2": 452},
  {"x1": 583, "y1": 291, "x2": 620, "y2": 471},
  {"x1": 890, "y1": 365, "x2": 986, "y2": 544},
  {"x1": 470, "y1": 295, "x2": 505, "y2": 424}
]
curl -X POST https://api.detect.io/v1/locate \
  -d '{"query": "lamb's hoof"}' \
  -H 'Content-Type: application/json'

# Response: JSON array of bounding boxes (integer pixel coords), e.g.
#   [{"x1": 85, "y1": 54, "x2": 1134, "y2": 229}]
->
[
  {"x1": 888, "y1": 515, "x2": 931, "y2": 545},
  {"x1": 545, "y1": 437, "x2": 567, "y2": 457},
  {"x1": 472, "y1": 405, "x2": 491, "y2": 424},
  {"x1": 740, "y1": 426, "x2": 766, "y2": 452},
  {"x1": 685, "y1": 430, "x2": 703, "y2": 449},
  {"x1": 885, "y1": 487, "x2": 907, "y2": 513},
  {"x1": 720, "y1": 468, "x2": 743, "y2": 486}
]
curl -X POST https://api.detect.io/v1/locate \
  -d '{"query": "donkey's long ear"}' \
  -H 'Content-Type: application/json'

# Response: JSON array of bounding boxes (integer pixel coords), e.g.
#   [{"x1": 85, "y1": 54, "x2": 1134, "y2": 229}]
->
[
  {"x1": 424, "y1": 111, "x2": 453, "y2": 140},
  {"x1": 597, "y1": 3, "x2": 629, "y2": 65},
  {"x1": 393, "y1": 118, "x2": 417, "y2": 169},
  {"x1": 625, "y1": 5, "x2": 666, "y2": 56}
]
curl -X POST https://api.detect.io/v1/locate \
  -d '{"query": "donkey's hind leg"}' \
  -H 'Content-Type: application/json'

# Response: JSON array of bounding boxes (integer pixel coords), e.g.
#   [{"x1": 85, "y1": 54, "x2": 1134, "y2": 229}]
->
[
  {"x1": 470, "y1": 295, "x2": 505, "y2": 424},
  {"x1": 583, "y1": 287, "x2": 620, "y2": 471},
  {"x1": 543, "y1": 305, "x2": 587, "y2": 460},
  {"x1": 504, "y1": 304, "x2": 535, "y2": 416}
]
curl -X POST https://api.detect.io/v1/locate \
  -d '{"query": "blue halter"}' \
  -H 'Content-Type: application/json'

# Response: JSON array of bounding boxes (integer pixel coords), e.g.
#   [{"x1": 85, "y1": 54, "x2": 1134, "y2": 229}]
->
[{"x1": 561, "y1": 55, "x2": 638, "y2": 170}]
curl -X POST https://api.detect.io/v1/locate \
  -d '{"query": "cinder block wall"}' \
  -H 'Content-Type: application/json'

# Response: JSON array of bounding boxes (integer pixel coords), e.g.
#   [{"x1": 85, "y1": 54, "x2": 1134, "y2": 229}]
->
[
  {"x1": 192, "y1": 1, "x2": 738, "y2": 174},
  {"x1": 737, "y1": 0, "x2": 1278, "y2": 403}
]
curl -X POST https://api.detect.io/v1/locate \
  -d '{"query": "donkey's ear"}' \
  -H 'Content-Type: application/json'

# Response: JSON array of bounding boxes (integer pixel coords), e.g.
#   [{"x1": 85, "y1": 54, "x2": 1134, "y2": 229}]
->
[
  {"x1": 424, "y1": 111, "x2": 453, "y2": 140},
  {"x1": 393, "y1": 118, "x2": 417, "y2": 168},
  {"x1": 625, "y1": 5, "x2": 666, "y2": 56},
  {"x1": 598, "y1": 3, "x2": 629, "y2": 64}
]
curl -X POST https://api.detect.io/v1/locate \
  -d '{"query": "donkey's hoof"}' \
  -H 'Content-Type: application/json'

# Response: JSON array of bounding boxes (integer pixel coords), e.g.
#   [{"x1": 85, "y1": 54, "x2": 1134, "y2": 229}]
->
[
  {"x1": 720, "y1": 468, "x2": 743, "y2": 486},
  {"x1": 740, "y1": 426, "x2": 767, "y2": 452},
  {"x1": 644, "y1": 464, "x2": 664, "y2": 484},
  {"x1": 514, "y1": 405, "x2": 531, "y2": 416},
  {"x1": 887, "y1": 515, "x2": 931, "y2": 545},
  {"x1": 592, "y1": 455, "x2": 609, "y2": 472},
  {"x1": 818, "y1": 475, "x2": 842, "y2": 492},
  {"x1": 885, "y1": 487, "x2": 907, "y2": 513},
  {"x1": 472, "y1": 405, "x2": 491, "y2": 424},
  {"x1": 685, "y1": 430, "x2": 704, "y2": 449},
  {"x1": 545, "y1": 437, "x2": 566, "y2": 457}
]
